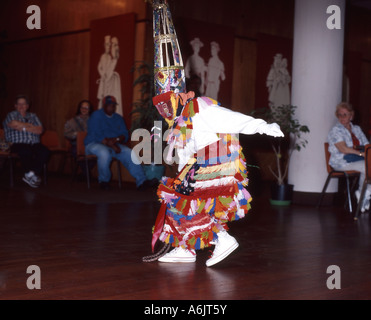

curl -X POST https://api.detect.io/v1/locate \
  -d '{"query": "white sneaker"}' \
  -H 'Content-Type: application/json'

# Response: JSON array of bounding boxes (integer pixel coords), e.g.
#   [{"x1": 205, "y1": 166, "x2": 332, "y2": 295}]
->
[
  {"x1": 33, "y1": 175, "x2": 41, "y2": 185},
  {"x1": 22, "y1": 171, "x2": 41, "y2": 188},
  {"x1": 158, "y1": 247, "x2": 196, "y2": 263},
  {"x1": 206, "y1": 231, "x2": 239, "y2": 267},
  {"x1": 364, "y1": 192, "x2": 371, "y2": 212},
  {"x1": 365, "y1": 200, "x2": 370, "y2": 212},
  {"x1": 355, "y1": 190, "x2": 369, "y2": 213}
]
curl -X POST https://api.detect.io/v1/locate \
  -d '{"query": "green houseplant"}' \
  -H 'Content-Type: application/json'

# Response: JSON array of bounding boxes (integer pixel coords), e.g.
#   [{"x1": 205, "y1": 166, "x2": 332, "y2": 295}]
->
[
  {"x1": 130, "y1": 61, "x2": 167, "y2": 180},
  {"x1": 252, "y1": 105, "x2": 310, "y2": 204}
]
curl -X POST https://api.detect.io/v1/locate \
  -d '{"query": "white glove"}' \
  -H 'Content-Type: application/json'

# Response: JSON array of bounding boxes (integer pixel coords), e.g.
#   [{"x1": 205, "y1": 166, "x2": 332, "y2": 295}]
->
[{"x1": 261, "y1": 123, "x2": 284, "y2": 137}]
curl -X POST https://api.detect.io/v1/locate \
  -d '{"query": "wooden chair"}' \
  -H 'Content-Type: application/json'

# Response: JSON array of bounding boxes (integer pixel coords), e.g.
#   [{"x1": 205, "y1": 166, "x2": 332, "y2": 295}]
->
[
  {"x1": 354, "y1": 144, "x2": 371, "y2": 220},
  {"x1": 72, "y1": 131, "x2": 122, "y2": 189},
  {"x1": 0, "y1": 128, "x2": 17, "y2": 187},
  {"x1": 41, "y1": 130, "x2": 69, "y2": 179},
  {"x1": 316, "y1": 142, "x2": 360, "y2": 212},
  {"x1": 0, "y1": 128, "x2": 48, "y2": 187},
  {"x1": 41, "y1": 130, "x2": 67, "y2": 152}
]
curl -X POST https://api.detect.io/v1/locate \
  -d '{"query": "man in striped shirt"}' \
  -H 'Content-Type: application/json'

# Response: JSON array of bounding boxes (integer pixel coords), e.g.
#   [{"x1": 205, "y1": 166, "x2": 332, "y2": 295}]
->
[{"x1": 3, "y1": 95, "x2": 49, "y2": 188}]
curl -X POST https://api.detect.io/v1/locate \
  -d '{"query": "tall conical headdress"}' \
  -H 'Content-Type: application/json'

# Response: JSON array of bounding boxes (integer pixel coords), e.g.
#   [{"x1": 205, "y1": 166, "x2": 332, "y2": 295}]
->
[{"x1": 152, "y1": 0, "x2": 186, "y2": 95}]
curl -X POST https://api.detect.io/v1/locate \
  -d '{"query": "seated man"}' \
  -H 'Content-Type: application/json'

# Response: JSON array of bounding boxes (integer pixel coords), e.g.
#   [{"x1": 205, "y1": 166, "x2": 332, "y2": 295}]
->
[
  {"x1": 84, "y1": 95, "x2": 156, "y2": 190},
  {"x1": 3, "y1": 94, "x2": 49, "y2": 188}
]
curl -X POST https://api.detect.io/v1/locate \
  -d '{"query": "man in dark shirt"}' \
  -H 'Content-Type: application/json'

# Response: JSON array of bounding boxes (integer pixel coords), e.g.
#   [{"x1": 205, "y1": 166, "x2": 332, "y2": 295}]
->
[{"x1": 85, "y1": 95, "x2": 156, "y2": 190}]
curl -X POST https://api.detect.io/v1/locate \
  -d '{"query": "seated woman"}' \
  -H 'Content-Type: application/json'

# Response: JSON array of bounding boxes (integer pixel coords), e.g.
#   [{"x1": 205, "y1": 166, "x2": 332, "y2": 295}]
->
[
  {"x1": 64, "y1": 99, "x2": 94, "y2": 155},
  {"x1": 64, "y1": 100, "x2": 95, "y2": 177},
  {"x1": 328, "y1": 102, "x2": 370, "y2": 212}
]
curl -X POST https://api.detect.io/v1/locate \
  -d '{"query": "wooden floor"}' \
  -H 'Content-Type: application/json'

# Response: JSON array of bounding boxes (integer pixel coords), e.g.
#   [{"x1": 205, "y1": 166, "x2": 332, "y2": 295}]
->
[{"x1": 1, "y1": 173, "x2": 371, "y2": 300}]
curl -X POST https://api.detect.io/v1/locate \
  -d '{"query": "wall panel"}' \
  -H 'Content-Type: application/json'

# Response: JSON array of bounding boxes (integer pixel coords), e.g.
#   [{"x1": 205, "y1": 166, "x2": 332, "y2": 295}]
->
[{"x1": 231, "y1": 38, "x2": 257, "y2": 114}]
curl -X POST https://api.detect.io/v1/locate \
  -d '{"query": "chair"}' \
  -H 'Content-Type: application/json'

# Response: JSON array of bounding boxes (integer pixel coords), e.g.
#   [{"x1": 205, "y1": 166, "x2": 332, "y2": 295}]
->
[
  {"x1": 41, "y1": 130, "x2": 67, "y2": 152},
  {"x1": 41, "y1": 130, "x2": 69, "y2": 179},
  {"x1": 316, "y1": 142, "x2": 360, "y2": 212},
  {"x1": 72, "y1": 131, "x2": 122, "y2": 189},
  {"x1": 0, "y1": 128, "x2": 17, "y2": 187},
  {"x1": 354, "y1": 144, "x2": 371, "y2": 220},
  {"x1": 0, "y1": 128, "x2": 48, "y2": 187}
]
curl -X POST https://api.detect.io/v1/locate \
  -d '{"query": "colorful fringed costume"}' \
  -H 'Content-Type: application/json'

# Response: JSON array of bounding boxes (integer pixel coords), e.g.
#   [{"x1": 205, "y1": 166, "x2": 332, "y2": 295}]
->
[
  {"x1": 150, "y1": 94, "x2": 283, "y2": 256},
  {"x1": 156, "y1": 134, "x2": 251, "y2": 250}
]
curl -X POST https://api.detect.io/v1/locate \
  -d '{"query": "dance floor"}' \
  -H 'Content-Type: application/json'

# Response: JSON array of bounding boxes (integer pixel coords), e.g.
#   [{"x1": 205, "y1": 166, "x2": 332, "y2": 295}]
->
[{"x1": 1, "y1": 173, "x2": 371, "y2": 301}]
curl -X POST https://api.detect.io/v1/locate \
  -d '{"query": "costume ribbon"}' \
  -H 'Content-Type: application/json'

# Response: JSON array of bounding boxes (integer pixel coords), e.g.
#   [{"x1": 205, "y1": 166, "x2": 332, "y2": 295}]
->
[
  {"x1": 151, "y1": 158, "x2": 197, "y2": 252},
  {"x1": 151, "y1": 202, "x2": 167, "y2": 252}
]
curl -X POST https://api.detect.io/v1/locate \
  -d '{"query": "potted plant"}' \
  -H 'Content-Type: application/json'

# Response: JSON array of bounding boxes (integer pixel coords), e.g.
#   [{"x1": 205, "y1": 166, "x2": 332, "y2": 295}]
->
[
  {"x1": 130, "y1": 61, "x2": 167, "y2": 180},
  {"x1": 252, "y1": 105, "x2": 310, "y2": 205}
]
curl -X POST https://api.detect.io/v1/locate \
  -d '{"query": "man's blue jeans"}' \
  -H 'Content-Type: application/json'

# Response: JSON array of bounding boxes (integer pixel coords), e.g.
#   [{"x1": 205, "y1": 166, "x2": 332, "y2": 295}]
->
[{"x1": 85, "y1": 142, "x2": 147, "y2": 187}]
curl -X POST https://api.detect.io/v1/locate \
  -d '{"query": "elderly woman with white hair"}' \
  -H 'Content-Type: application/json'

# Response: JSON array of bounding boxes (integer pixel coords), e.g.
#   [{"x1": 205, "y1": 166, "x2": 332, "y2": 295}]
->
[{"x1": 328, "y1": 102, "x2": 370, "y2": 212}]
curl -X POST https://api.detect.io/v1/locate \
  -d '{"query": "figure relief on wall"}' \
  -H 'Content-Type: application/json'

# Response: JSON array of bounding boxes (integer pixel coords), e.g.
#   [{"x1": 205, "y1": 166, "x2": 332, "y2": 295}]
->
[
  {"x1": 97, "y1": 35, "x2": 123, "y2": 115},
  {"x1": 266, "y1": 53, "x2": 291, "y2": 111},
  {"x1": 185, "y1": 38, "x2": 206, "y2": 95},
  {"x1": 205, "y1": 41, "x2": 225, "y2": 101},
  {"x1": 185, "y1": 38, "x2": 226, "y2": 101}
]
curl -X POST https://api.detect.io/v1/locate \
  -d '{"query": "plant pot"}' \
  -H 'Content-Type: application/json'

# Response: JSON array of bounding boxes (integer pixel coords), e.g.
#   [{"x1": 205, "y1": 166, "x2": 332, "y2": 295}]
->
[
  {"x1": 270, "y1": 183, "x2": 293, "y2": 206},
  {"x1": 143, "y1": 164, "x2": 165, "y2": 181}
]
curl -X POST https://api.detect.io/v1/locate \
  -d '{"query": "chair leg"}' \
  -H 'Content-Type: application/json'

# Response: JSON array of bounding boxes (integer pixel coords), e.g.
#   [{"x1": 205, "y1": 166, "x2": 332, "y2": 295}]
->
[
  {"x1": 43, "y1": 163, "x2": 47, "y2": 186},
  {"x1": 85, "y1": 158, "x2": 91, "y2": 189},
  {"x1": 344, "y1": 173, "x2": 353, "y2": 213},
  {"x1": 350, "y1": 175, "x2": 359, "y2": 193},
  {"x1": 71, "y1": 159, "x2": 79, "y2": 183},
  {"x1": 70, "y1": 154, "x2": 76, "y2": 178},
  {"x1": 316, "y1": 174, "x2": 332, "y2": 208},
  {"x1": 59, "y1": 151, "x2": 68, "y2": 174},
  {"x1": 9, "y1": 157, "x2": 14, "y2": 187},
  {"x1": 116, "y1": 160, "x2": 122, "y2": 189}
]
